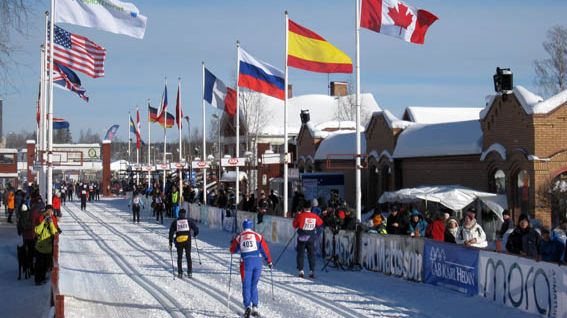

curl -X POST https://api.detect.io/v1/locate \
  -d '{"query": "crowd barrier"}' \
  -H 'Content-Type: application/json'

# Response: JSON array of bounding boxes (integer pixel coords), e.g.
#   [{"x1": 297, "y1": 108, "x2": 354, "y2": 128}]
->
[
  {"x1": 192, "y1": 204, "x2": 567, "y2": 318},
  {"x1": 51, "y1": 235, "x2": 64, "y2": 318}
]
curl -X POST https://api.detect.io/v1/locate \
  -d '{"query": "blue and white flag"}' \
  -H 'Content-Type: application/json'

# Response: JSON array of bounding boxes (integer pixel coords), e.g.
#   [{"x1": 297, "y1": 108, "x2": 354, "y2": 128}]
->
[
  {"x1": 55, "y1": 0, "x2": 147, "y2": 39},
  {"x1": 104, "y1": 124, "x2": 120, "y2": 141},
  {"x1": 53, "y1": 118, "x2": 70, "y2": 130}
]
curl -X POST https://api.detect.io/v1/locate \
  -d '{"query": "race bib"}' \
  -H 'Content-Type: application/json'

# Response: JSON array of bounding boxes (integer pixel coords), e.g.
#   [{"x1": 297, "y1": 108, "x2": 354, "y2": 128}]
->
[
  {"x1": 240, "y1": 233, "x2": 258, "y2": 253},
  {"x1": 133, "y1": 197, "x2": 140, "y2": 205},
  {"x1": 302, "y1": 218, "x2": 317, "y2": 231},
  {"x1": 177, "y1": 219, "x2": 189, "y2": 232}
]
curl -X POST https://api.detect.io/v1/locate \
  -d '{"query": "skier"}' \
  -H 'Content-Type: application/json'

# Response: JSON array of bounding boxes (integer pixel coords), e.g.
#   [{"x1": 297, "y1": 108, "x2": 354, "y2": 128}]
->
[
  {"x1": 130, "y1": 191, "x2": 145, "y2": 223},
  {"x1": 80, "y1": 185, "x2": 88, "y2": 210},
  {"x1": 230, "y1": 219, "x2": 273, "y2": 318},
  {"x1": 292, "y1": 200, "x2": 323, "y2": 278},
  {"x1": 169, "y1": 209, "x2": 199, "y2": 278}
]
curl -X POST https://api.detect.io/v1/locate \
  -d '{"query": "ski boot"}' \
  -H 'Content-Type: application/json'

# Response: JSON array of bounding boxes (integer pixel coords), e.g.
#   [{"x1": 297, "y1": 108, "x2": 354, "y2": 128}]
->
[
  {"x1": 308, "y1": 271, "x2": 315, "y2": 279},
  {"x1": 298, "y1": 270, "x2": 304, "y2": 278},
  {"x1": 251, "y1": 306, "x2": 259, "y2": 317},
  {"x1": 178, "y1": 272, "x2": 183, "y2": 279},
  {"x1": 187, "y1": 272, "x2": 192, "y2": 278},
  {"x1": 243, "y1": 307, "x2": 252, "y2": 318}
]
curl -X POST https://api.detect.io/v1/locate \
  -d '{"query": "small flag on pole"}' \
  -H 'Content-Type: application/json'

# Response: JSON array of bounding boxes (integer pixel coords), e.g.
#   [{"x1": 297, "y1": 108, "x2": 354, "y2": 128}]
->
[
  {"x1": 104, "y1": 124, "x2": 120, "y2": 141},
  {"x1": 52, "y1": 62, "x2": 89, "y2": 102},
  {"x1": 204, "y1": 68, "x2": 236, "y2": 116},
  {"x1": 53, "y1": 118, "x2": 70, "y2": 130},
  {"x1": 175, "y1": 80, "x2": 183, "y2": 129}
]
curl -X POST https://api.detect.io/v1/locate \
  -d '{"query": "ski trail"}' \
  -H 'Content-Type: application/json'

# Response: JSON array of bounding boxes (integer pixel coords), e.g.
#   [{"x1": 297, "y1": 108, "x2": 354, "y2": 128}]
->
[
  {"x1": 80, "y1": 202, "x2": 244, "y2": 316},
  {"x1": 89, "y1": 201, "x2": 381, "y2": 318},
  {"x1": 63, "y1": 205, "x2": 194, "y2": 318}
]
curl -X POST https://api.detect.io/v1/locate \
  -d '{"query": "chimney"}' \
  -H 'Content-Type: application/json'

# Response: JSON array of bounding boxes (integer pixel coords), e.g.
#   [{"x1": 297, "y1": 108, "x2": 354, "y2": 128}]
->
[
  {"x1": 330, "y1": 81, "x2": 348, "y2": 97},
  {"x1": 288, "y1": 84, "x2": 293, "y2": 98}
]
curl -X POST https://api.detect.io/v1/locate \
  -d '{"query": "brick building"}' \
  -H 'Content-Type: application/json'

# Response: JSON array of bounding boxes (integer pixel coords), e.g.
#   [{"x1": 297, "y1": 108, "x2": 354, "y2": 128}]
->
[{"x1": 295, "y1": 84, "x2": 566, "y2": 227}]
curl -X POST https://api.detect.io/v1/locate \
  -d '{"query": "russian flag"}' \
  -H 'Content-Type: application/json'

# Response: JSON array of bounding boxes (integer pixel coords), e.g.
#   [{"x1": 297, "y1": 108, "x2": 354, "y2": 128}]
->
[
  {"x1": 53, "y1": 118, "x2": 70, "y2": 130},
  {"x1": 238, "y1": 48, "x2": 285, "y2": 100},
  {"x1": 204, "y1": 68, "x2": 236, "y2": 116}
]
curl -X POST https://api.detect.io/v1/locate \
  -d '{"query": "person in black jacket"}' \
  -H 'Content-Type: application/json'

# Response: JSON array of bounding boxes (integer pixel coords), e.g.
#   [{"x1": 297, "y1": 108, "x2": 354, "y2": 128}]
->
[
  {"x1": 506, "y1": 214, "x2": 541, "y2": 259},
  {"x1": 498, "y1": 209, "x2": 514, "y2": 238},
  {"x1": 386, "y1": 207, "x2": 406, "y2": 235},
  {"x1": 169, "y1": 209, "x2": 199, "y2": 278}
]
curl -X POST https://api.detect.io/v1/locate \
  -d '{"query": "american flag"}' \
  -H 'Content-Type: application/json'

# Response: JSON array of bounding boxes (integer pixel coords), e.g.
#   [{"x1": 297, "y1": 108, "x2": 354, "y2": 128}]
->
[{"x1": 50, "y1": 25, "x2": 106, "y2": 78}]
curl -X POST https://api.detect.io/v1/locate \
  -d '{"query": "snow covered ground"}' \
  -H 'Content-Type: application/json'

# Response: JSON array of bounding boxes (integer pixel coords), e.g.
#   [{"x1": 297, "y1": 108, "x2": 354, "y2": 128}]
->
[{"x1": 56, "y1": 198, "x2": 537, "y2": 318}]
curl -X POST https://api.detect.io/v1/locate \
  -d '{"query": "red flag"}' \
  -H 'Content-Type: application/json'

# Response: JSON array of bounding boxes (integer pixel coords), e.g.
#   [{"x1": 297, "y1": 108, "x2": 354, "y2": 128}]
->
[
  {"x1": 36, "y1": 82, "x2": 41, "y2": 127},
  {"x1": 360, "y1": 0, "x2": 438, "y2": 45},
  {"x1": 175, "y1": 80, "x2": 183, "y2": 129},
  {"x1": 136, "y1": 108, "x2": 141, "y2": 149}
]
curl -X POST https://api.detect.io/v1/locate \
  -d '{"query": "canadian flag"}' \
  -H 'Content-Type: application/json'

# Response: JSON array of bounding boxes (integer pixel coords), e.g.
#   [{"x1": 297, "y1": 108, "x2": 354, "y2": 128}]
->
[{"x1": 360, "y1": 0, "x2": 438, "y2": 45}]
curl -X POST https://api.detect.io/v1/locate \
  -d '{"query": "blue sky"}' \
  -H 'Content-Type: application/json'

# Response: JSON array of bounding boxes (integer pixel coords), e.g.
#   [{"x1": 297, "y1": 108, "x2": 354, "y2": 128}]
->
[{"x1": 2, "y1": 0, "x2": 566, "y2": 142}]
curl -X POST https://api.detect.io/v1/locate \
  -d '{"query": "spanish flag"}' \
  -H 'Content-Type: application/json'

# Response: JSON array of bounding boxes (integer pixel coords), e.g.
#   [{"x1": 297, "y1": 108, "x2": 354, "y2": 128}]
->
[{"x1": 288, "y1": 19, "x2": 353, "y2": 74}]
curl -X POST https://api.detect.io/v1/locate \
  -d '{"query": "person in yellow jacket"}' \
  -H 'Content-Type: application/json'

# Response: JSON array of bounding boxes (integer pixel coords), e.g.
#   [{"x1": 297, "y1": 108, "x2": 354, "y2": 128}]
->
[
  {"x1": 171, "y1": 185, "x2": 180, "y2": 218},
  {"x1": 34, "y1": 206, "x2": 59, "y2": 285}
]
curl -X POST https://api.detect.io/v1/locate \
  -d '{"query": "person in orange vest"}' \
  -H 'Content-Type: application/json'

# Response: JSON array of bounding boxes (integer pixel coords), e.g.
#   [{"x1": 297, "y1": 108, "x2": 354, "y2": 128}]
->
[{"x1": 7, "y1": 189, "x2": 15, "y2": 223}]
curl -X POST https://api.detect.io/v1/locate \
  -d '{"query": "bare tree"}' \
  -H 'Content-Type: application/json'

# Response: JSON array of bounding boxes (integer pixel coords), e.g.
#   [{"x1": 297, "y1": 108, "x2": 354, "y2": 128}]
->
[
  {"x1": 334, "y1": 82, "x2": 372, "y2": 126},
  {"x1": 534, "y1": 25, "x2": 567, "y2": 97},
  {"x1": 0, "y1": 1, "x2": 36, "y2": 86},
  {"x1": 239, "y1": 89, "x2": 270, "y2": 154}
]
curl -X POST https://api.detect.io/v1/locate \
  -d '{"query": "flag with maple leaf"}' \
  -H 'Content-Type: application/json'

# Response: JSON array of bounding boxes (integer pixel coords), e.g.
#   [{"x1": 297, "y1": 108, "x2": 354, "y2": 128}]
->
[{"x1": 360, "y1": 0, "x2": 438, "y2": 45}]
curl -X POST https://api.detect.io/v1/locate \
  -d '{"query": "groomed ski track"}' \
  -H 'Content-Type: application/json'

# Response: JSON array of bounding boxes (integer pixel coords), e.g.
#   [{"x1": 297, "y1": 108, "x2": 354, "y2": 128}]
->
[{"x1": 58, "y1": 198, "x2": 535, "y2": 318}]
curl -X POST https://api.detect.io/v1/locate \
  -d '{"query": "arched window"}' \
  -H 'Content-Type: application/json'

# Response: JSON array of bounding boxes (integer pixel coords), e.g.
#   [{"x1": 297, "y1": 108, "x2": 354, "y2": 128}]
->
[
  {"x1": 516, "y1": 170, "x2": 530, "y2": 216},
  {"x1": 493, "y1": 170, "x2": 506, "y2": 194},
  {"x1": 551, "y1": 172, "x2": 567, "y2": 228}
]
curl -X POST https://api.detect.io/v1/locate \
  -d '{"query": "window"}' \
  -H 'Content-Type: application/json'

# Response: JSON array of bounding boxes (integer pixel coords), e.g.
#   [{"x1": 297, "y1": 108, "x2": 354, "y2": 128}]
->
[
  {"x1": 0, "y1": 154, "x2": 16, "y2": 164},
  {"x1": 516, "y1": 170, "x2": 530, "y2": 215},
  {"x1": 493, "y1": 170, "x2": 506, "y2": 194}
]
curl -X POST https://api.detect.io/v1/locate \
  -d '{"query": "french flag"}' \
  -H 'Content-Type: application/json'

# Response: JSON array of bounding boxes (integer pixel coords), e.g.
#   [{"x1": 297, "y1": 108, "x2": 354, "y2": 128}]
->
[
  {"x1": 204, "y1": 68, "x2": 236, "y2": 116},
  {"x1": 238, "y1": 48, "x2": 285, "y2": 100}
]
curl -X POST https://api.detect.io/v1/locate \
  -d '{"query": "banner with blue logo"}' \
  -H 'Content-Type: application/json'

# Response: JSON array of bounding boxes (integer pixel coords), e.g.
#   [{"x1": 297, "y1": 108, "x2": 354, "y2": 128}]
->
[{"x1": 424, "y1": 240, "x2": 479, "y2": 296}]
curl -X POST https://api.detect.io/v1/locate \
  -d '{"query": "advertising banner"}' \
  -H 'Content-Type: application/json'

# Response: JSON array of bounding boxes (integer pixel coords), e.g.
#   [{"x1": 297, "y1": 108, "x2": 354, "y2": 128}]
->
[
  {"x1": 207, "y1": 207, "x2": 223, "y2": 229},
  {"x1": 360, "y1": 233, "x2": 424, "y2": 282},
  {"x1": 423, "y1": 240, "x2": 479, "y2": 295},
  {"x1": 323, "y1": 228, "x2": 356, "y2": 267},
  {"x1": 478, "y1": 250, "x2": 567, "y2": 317}
]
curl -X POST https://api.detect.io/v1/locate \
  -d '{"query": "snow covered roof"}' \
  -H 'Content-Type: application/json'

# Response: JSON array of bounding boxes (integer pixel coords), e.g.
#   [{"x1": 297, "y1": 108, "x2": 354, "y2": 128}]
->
[
  {"x1": 393, "y1": 120, "x2": 483, "y2": 158},
  {"x1": 314, "y1": 131, "x2": 367, "y2": 160},
  {"x1": 404, "y1": 106, "x2": 483, "y2": 124},
  {"x1": 480, "y1": 86, "x2": 567, "y2": 119},
  {"x1": 305, "y1": 122, "x2": 330, "y2": 139},
  {"x1": 260, "y1": 93, "x2": 381, "y2": 136},
  {"x1": 315, "y1": 121, "x2": 360, "y2": 131},
  {"x1": 110, "y1": 160, "x2": 129, "y2": 171}
]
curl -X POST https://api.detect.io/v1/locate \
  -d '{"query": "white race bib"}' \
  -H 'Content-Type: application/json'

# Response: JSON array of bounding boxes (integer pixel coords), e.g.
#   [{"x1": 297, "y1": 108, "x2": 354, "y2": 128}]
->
[
  {"x1": 240, "y1": 233, "x2": 258, "y2": 253},
  {"x1": 302, "y1": 218, "x2": 317, "y2": 231},
  {"x1": 176, "y1": 219, "x2": 189, "y2": 232}
]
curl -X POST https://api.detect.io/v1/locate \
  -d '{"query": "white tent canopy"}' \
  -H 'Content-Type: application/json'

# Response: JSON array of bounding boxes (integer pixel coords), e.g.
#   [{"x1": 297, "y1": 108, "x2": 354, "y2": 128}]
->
[
  {"x1": 110, "y1": 160, "x2": 129, "y2": 172},
  {"x1": 378, "y1": 185, "x2": 508, "y2": 221},
  {"x1": 220, "y1": 171, "x2": 247, "y2": 183}
]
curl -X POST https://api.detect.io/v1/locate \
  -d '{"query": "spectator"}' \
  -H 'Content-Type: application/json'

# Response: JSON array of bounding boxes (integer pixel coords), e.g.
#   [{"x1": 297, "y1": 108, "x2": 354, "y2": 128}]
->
[
  {"x1": 506, "y1": 214, "x2": 541, "y2": 258},
  {"x1": 257, "y1": 192, "x2": 270, "y2": 224},
  {"x1": 444, "y1": 218, "x2": 459, "y2": 243},
  {"x1": 311, "y1": 199, "x2": 322, "y2": 215},
  {"x1": 539, "y1": 228, "x2": 563, "y2": 262},
  {"x1": 34, "y1": 206, "x2": 60, "y2": 285},
  {"x1": 499, "y1": 209, "x2": 514, "y2": 239},
  {"x1": 52, "y1": 192, "x2": 61, "y2": 217},
  {"x1": 426, "y1": 213, "x2": 445, "y2": 241},
  {"x1": 368, "y1": 211, "x2": 387, "y2": 234},
  {"x1": 6, "y1": 189, "x2": 15, "y2": 223},
  {"x1": 269, "y1": 189, "x2": 279, "y2": 212},
  {"x1": 456, "y1": 209, "x2": 487, "y2": 248},
  {"x1": 386, "y1": 207, "x2": 405, "y2": 235},
  {"x1": 342, "y1": 208, "x2": 357, "y2": 231},
  {"x1": 408, "y1": 209, "x2": 427, "y2": 237}
]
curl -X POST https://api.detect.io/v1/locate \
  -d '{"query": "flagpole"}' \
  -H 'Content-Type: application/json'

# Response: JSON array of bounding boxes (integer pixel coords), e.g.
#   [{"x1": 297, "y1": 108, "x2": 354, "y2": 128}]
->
[
  {"x1": 177, "y1": 78, "x2": 183, "y2": 204},
  {"x1": 355, "y1": 0, "x2": 362, "y2": 222},
  {"x1": 38, "y1": 44, "x2": 45, "y2": 190},
  {"x1": 46, "y1": 0, "x2": 56, "y2": 205},
  {"x1": 42, "y1": 11, "x2": 49, "y2": 194},
  {"x1": 163, "y1": 80, "x2": 167, "y2": 194},
  {"x1": 201, "y1": 62, "x2": 207, "y2": 205},
  {"x1": 147, "y1": 99, "x2": 152, "y2": 187},
  {"x1": 235, "y1": 41, "x2": 240, "y2": 209},
  {"x1": 128, "y1": 110, "x2": 131, "y2": 163},
  {"x1": 283, "y1": 11, "x2": 289, "y2": 218},
  {"x1": 136, "y1": 107, "x2": 140, "y2": 186}
]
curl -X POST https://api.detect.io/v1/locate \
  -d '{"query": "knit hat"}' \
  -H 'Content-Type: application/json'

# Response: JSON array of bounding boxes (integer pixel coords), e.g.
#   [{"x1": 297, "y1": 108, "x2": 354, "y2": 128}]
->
[
  {"x1": 312, "y1": 199, "x2": 319, "y2": 207},
  {"x1": 21, "y1": 204, "x2": 28, "y2": 212},
  {"x1": 518, "y1": 214, "x2": 529, "y2": 223}
]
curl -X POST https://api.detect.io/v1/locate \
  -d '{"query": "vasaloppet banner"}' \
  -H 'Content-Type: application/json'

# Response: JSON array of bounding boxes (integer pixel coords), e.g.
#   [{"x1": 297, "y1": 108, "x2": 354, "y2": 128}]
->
[{"x1": 423, "y1": 240, "x2": 479, "y2": 295}]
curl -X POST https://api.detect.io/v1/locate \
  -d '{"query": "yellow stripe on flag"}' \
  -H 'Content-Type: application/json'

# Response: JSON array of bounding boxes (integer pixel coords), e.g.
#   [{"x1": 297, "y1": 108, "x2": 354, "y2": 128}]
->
[{"x1": 288, "y1": 32, "x2": 352, "y2": 65}]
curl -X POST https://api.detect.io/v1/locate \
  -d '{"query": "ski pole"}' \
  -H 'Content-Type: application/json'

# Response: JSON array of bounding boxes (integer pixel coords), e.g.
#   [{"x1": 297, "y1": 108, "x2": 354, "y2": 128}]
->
[
  {"x1": 227, "y1": 252, "x2": 233, "y2": 311},
  {"x1": 169, "y1": 245, "x2": 175, "y2": 280},
  {"x1": 194, "y1": 237, "x2": 202, "y2": 265},
  {"x1": 274, "y1": 231, "x2": 297, "y2": 266},
  {"x1": 270, "y1": 267, "x2": 274, "y2": 301}
]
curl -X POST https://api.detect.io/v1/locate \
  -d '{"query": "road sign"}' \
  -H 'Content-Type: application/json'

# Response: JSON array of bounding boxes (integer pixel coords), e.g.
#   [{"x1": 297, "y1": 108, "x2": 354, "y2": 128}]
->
[
  {"x1": 221, "y1": 157, "x2": 246, "y2": 167},
  {"x1": 144, "y1": 166, "x2": 154, "y2": 171},
  {"x1": 160, "y1": 164, "x2": 170, "y2": 170},
  {"x1": 175, "y1": 162, "x2": 186, "y2": 169},
  {"x1": 191, "y1": 160, "x2": 210, "y2": 169},
  {"x1": 262, "y1": 153, "x2": 290, "y2": 165}
]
